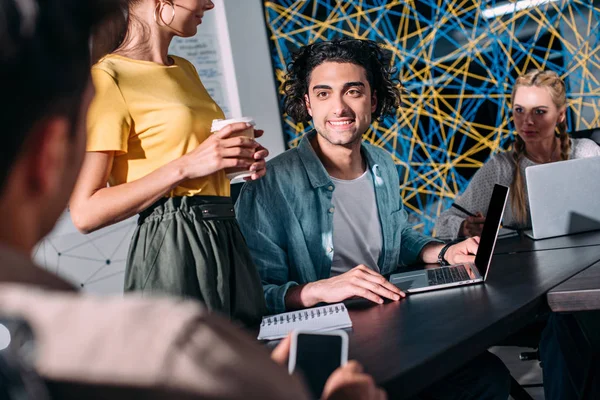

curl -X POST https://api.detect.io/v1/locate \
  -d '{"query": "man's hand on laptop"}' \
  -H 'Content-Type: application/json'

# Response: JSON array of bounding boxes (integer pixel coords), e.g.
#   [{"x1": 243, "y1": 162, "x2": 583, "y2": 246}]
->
[
  {"x1": 289, "y1": 265, "x2": 405, "y2": 308},
  {"x1": 444, "y1": 237, "x2": 480, "y2": 264}
]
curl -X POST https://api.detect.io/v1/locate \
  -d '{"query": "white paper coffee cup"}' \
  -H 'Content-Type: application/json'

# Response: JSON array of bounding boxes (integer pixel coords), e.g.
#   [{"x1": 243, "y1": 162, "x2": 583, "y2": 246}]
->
[
  {"x1": 210, "y1": 117, "x2": 256, "y2": 133},
  {"x1": 211, "y1": 117, "x2": 256, "y2": 181}
]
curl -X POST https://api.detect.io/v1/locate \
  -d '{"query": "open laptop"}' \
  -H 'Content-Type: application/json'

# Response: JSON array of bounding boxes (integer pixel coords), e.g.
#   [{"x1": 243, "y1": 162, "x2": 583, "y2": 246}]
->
[
  {"x1": 524, "y1": 156, "x2": 600, "y2": 240},
  {"x1": 389, "y1": 184, "x2": 509, "y2": 293}
]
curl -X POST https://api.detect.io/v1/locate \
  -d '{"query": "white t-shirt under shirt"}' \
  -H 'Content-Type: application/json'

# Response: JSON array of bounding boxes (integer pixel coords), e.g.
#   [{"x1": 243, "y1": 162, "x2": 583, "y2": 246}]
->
[{"x1": 330, "y1": 169, "x2": 383, "y2": 277}]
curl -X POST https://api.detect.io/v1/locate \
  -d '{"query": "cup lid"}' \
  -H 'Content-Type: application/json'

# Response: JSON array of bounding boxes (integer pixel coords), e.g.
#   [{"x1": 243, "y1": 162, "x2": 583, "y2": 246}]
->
[{"x1": 211, "y1": 117, "x2": 255, "y2": 132}]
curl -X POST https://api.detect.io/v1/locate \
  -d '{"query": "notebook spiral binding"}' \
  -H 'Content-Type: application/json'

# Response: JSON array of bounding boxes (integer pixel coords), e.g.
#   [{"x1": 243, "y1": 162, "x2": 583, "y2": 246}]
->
[{"x1": 261, "y1": 304, "x2": 347, "y2": 327}]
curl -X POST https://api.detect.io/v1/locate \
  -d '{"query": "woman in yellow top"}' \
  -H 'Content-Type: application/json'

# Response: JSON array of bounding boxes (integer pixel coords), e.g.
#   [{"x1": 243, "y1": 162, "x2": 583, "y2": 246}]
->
[{"x1": 70, "y1": 0, "x2": 267, "y2": 325}]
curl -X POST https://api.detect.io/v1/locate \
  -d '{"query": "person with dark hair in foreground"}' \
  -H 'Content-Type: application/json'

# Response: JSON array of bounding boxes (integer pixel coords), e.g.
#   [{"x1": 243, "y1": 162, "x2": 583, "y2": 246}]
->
[
  {"x1": 236, "y1": 39, "x2": 511, "y2": 399},
  {"x1": 0, "y1": 1, "x2": 385, "y2": 398}
]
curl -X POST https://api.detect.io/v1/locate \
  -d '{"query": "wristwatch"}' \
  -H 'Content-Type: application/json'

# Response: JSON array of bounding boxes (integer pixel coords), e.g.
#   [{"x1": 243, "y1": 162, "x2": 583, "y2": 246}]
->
[{"x1": 437, "y1": 241, "x2": 457, "y2": 266}]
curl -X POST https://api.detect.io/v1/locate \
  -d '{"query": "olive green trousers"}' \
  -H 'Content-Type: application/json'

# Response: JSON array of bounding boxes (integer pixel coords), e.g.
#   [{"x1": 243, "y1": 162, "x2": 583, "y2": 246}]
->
[{"x1": 125, "y1": 196, "x2": 267, "y2": 327}]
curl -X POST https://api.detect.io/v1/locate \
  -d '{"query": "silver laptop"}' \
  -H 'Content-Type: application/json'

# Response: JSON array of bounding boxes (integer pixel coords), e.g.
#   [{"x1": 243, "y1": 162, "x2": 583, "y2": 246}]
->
[
  {"x1": 524, "y1": 156, "x2": 600, "y2": 240},
  {"x1": 390, "y1": 184, "x2": 509, "y2": 293}
]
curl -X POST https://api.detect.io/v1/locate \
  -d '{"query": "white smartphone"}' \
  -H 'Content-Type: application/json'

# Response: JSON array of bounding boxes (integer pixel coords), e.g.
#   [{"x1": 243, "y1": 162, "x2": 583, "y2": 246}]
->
[{"x1": 288, "y1": 330, "x2": 349, "y2": 397}]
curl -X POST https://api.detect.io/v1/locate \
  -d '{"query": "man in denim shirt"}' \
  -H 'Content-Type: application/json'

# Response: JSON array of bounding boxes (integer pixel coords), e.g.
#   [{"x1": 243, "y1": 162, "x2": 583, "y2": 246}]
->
[
  {"x1": 236, "y1": 39, "x2": 510, "y2": 399},
  {"x1": 236, "y1": 42, "x2": 480, "y2": 315}
]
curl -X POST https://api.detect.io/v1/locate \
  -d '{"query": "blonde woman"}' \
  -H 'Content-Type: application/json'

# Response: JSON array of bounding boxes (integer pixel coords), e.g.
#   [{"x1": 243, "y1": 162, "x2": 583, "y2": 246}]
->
[
  {"x1": 435, "y1": 70, "x2": 600, "y2": 239},
  {"x1": 70, "y1": 0, "x2": 268, "y2": 326}
]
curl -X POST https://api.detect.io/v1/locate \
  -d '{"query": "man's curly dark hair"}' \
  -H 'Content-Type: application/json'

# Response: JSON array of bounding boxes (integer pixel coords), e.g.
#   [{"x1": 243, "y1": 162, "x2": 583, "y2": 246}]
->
[{"x1": 283, "y1": 39, "x2": 401, "y2": 124}]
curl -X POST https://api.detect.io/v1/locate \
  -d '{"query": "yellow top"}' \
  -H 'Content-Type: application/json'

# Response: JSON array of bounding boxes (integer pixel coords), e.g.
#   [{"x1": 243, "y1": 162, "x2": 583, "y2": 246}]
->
[{"x1": 87, "y1": 53, "x2": 229, "y2": 197}]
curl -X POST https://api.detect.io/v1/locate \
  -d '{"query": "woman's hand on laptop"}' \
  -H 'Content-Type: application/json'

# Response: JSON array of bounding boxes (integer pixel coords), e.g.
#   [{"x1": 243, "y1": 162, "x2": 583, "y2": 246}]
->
[
  {"x1": 444, "y1": 237, "x2": 480, "y2": 264},
  {"x1": 294, "y1": 265, "x2": 405, "y2": 307},
  {"x1": 460, "y1": 212, "x2": 485, "y2": 237}
]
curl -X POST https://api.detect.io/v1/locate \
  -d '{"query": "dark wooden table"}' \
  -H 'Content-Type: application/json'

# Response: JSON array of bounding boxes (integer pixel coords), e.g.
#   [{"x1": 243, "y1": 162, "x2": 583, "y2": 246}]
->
[
  {"x1": 547, "y1": 260, "x2": 600, "y2": 312},
  {"x1": 494, "y1": 229, "x2": 600, "y2": 255},
  {"x1": 347, "y1": 232, "x2": 600, "y2": 399}
]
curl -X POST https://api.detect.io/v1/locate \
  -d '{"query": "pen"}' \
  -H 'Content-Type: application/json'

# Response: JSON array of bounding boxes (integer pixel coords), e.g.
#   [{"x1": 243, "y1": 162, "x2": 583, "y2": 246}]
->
[{"x1": 451, "y1": 203, "x2": 477, "y2": 218}]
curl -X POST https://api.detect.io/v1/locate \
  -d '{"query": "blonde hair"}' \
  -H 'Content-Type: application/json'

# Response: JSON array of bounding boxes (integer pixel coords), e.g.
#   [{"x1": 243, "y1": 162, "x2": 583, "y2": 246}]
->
[{"x1": 510, "y1": 69, "x2": 571, "y2": 224}]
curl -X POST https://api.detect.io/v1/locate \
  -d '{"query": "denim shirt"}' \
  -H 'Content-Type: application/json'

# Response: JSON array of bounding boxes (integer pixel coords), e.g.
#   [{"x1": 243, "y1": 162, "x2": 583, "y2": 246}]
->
[{"x1": 235, "y1": 132, "x2": 436, "y2": 314}]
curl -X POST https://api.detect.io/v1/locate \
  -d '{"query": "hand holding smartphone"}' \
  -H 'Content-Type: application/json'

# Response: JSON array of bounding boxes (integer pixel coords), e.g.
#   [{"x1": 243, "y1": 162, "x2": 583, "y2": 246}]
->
[{"x1": 288, "y1": 330, "x2": 348, "y2": 398}]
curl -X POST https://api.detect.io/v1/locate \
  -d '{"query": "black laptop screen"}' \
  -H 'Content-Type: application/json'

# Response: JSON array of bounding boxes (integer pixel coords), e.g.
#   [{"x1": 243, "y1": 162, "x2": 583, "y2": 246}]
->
[{"x1": 474, "y1": 184, "x2": 509, "y2": 278}]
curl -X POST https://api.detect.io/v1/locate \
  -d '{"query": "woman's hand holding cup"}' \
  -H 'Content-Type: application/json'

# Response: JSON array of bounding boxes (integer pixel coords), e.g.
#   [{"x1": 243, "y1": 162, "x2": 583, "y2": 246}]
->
[
  {"x1": 177, "y1": 120, "x2": 259, "y2": 180},
  {"x1": 211, "y1": 117, "x2": 268, "y2": 181}
]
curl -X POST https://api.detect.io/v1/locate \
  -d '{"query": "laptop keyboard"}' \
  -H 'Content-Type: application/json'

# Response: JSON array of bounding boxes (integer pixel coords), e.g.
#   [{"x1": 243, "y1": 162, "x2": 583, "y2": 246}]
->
[{"x1": 427, "y1": 265, "x2": 470, "y2": 285}]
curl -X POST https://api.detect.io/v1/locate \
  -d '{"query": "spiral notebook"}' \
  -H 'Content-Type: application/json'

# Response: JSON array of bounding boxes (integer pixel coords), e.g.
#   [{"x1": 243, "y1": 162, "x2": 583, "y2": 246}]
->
[{"x1": 257, "y1": 303, "x2": 353, "y2": 340}]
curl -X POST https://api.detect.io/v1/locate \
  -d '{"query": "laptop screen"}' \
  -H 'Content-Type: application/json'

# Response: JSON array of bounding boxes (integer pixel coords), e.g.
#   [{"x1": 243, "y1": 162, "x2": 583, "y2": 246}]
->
[
  {"x1": 526, "y1": 156, "x2": 600, "y2": 239},
  {"x1": 474, "y1": 184, "x2": 509, "y2": 279}
]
